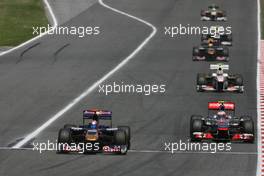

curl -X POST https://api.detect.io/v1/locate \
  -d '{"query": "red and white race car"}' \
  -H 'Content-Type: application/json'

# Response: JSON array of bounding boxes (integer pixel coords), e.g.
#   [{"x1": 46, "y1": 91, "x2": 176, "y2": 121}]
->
[{"x1": 190, "y1": 101, "x2": 254, "y2": 143}]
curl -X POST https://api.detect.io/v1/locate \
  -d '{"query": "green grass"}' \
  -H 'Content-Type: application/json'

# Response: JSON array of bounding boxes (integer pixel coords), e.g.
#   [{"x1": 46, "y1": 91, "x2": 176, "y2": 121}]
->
[{"x1": 0, "y1": 0, "x2": 48, "y2": 46}]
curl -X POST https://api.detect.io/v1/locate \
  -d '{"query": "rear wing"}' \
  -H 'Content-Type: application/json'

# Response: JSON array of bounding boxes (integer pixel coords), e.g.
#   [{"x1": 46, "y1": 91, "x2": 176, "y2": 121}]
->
[
  {"x1": 210, "y1": 64, "x2": 229, "y2": 70},
  {"x1": 83, "y1": 110, "x2": 112, "y2": 120},
  {"x1": 208, "y1": 101, "x2": 235, "y2": 110}
]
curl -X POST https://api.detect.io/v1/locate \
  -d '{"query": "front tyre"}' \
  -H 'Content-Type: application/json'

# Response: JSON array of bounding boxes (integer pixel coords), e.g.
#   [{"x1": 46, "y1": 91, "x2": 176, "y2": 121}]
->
[
  {"x1": 57, "y1": 128, "x2": 71, "y2": 154},
  {"x1": 118, "y1": 126, "x2": 131, "y2": 149},
  {"x1": 114, "y1": 130, "x2": 128, "y2": 155}
]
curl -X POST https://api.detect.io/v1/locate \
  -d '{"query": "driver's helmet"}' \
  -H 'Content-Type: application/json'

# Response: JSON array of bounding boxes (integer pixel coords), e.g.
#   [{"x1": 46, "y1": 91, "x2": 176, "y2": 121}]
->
[
  {"x1": 208, "y1": 38, "x2": 214, "y2": 43},
  {"x1": 92, "y1": 113, "x2": 99, "y2": 121},
  {"x1": 219, "y1": 103, "x2": 225, "y2": 111},
  {"x1": 90, "y1": 120, "x2": 97, "y2": 129},
  {"x1": 217, "y1": 111, "x2": 227, "y2": 119},
  {"x1": 217, "y1": 67, "x2": 223, "y2": 75},
  {"x1": 208, "y1": 40, "x2": 214, "y2": 47}
]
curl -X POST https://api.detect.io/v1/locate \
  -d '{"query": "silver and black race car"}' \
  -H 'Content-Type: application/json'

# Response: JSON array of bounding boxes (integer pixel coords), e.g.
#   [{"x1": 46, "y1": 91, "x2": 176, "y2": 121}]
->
[
  {"x1": 196, "y1": 64, "x2": 244, "y2": 93},
  {"x1": 192, "y1": 43, "x2": 229, "y2": 61},
  {"x1": 201, "y1": 4, "x2": 227, "y2": 21},
  {"x1": 190, "y1": 101, "x2": 254, "y2": 143},
  {"x1": 57, "y1": 109, "x2": 130, "y2": 155}
]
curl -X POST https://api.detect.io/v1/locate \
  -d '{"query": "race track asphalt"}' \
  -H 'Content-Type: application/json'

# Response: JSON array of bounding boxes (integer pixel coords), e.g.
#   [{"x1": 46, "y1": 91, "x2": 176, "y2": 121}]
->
[{"x1": 0, "y1": 0, "x2": 258, "y2": 176}]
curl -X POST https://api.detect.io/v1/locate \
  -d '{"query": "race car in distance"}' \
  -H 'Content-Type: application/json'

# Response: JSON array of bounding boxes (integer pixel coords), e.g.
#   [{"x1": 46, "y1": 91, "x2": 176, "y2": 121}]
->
[
  {"x1": 201, "y1": 4, "x2": 227, "y2": 21},
  {"x1": 57, "y1": 109, "x2": 131, "y2": 155},
  {"x1": 190, "y1": 101, "x2": 254, "y2": 143},
  {"x1": 201, "y1": 33, "x2": 232, "y2": 46},
  {"x1": 196, "y1": 64, "x2": 244, "y2": 93},
  {"x1": 192, "y1": 43, "x2": 229, "y2": 61}
]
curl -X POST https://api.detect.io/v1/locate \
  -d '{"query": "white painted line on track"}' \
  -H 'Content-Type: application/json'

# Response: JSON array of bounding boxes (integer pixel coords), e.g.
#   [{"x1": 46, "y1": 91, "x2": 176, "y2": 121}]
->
[
  {"x1": 12, "y1": 0, "x2": 157, "y2": 149},
  {"x1": 0, "y1": 147, "x2": 257, "y2": 156},
  {"x1": 0, "y1": 0, "x2": 58, "y2": 57}
]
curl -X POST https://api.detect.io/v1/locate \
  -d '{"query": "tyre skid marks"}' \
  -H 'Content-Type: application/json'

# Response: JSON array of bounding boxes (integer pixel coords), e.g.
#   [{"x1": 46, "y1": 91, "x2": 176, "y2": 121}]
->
[{"x1": 11, "y1": 0, "x2": 157, "y2": 149}]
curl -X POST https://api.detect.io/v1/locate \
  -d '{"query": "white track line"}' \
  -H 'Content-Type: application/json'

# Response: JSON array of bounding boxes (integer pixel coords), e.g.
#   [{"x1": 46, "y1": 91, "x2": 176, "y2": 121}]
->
[
  {"x1": 0, "y1": 0, "x2": 58, "y2": 57},
  {"x1": 0, "y1": 147, "x2": 257, "y2": 156},
  {"x1": 0, "y1": 147, "x2": 257, "y2": 155},
  {"x1": 257, "y1": 0, "x2": 262, "y2": 175},
  {"x1": 12, "y1": 0, "x2": 157, "y2": 149}
]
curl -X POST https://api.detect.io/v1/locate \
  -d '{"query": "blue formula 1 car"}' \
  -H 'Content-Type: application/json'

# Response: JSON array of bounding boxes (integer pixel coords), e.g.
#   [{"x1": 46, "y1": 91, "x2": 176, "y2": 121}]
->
[{"x1": 57, "y1": 109, "x2": 131, "y2": 155}]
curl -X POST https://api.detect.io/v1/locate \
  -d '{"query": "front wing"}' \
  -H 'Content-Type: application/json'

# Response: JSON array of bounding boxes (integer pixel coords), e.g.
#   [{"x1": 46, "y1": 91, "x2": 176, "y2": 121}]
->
[
  {"x1": 57, "y1": 142, "x2": 128, "y2": 154},
  {"x1": 196, "y1": 85, "x2": 244, "y2": 93},
  {"x1": 201, "y1": 16, "x2": 227, "y2": 21},
  {"x1": 193, "y1": 55, "x2": 229, "y2": 61},
  {"x1": 192, "y1": 132, "x2": 254, "y2": 142}
]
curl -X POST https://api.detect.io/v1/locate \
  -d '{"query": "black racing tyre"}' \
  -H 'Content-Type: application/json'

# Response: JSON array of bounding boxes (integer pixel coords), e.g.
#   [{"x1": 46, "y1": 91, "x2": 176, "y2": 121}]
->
[
  {"x1": 114, "y1": 130, "x2": 127, "y2": 145},
  {"x1": 57, "y1": 128, "x2": 71, "y2": 154},
  {"x1": 118, "y1": 126, "x2": 131, "y2": 140},
  {"x1": 196, "y1": 85, "x2": 203, "y2": 92},
  {"x1": 240, "y1": 116, "x2": 254, "y2": 136},
  {"x1": 190, "y1": 118, "x2": 203, "y2": 141},
  {"x1": 227, "y1": 34, "x2": 232, "y2": 41},
  {"x1": 201, "y1": 34, "x2": 207, "y2": 41},
  {"x1": 118, "y1": 126, "x2": 131, "y2": 149},
  {"x1": 63, "y1": 124, "x2": 77, "y2": 129},
  {"x1": 200, "y1": 10, "x2": 205, "y2": 16},
  {"x1": 223, "y1": 80, "x2": 229, "y2": 89},
  {"x1": 58, "y1": 128, "x2": 71, "y2": 143},
  {"x1": 191, "y1": 119, "x2": 203, "y2": 132},
  {"x1": 223, "y1": 48, "x2": 229, "y2": 56},
  {"x1": 242, "y1": 120, "x2": 254, "y2": 134},
  {"x1": 235, "y1": 76, "x2": 243, "y2": 86},
  {"x1": 197, "y1": 74, "x2": 207, "y2": 85},
  {"x1": 193, "y1": 47, "x2": 199, "y2": 56}
]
